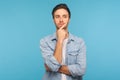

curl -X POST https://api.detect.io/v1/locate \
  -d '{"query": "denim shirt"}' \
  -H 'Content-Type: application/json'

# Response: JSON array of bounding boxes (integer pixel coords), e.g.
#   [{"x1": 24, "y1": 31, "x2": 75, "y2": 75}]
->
[{"x1": 40, "y1": 33, "x2": 86, "y2": 80}]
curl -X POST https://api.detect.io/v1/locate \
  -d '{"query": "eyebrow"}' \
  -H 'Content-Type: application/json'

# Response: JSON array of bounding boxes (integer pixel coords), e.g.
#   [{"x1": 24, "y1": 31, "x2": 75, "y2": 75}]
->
[{"x1": 55, "y1": 14, "x2": 68, "y2": 16}]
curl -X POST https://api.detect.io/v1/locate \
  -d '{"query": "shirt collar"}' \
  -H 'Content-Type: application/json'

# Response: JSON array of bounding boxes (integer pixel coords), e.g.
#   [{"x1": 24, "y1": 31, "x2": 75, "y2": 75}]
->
[{"x1": 51, "y1": 32, "x2": 75, "y2": 42}]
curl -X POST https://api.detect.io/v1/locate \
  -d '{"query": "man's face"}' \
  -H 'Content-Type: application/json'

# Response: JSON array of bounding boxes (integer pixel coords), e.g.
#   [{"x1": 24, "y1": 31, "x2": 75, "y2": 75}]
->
[{"x1": 53, "y1": 8, "x2": 70, "y2": 30}]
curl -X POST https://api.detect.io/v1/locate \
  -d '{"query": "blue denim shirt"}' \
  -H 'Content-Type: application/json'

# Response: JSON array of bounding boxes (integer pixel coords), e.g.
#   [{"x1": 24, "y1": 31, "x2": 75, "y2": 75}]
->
[{"x1": 40, "y1": 33, "x2": 86, "y2": 80}]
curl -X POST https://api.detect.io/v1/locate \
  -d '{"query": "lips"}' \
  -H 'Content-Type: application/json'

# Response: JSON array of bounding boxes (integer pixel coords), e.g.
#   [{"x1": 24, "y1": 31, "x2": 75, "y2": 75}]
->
[{"x1": 59, "y1": 23, "x2": 64, "y2": 26}]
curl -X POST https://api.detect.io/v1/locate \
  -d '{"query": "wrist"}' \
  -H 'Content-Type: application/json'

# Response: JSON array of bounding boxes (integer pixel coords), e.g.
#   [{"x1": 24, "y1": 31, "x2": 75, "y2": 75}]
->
[{"x1": 57, "y1": 39, "x2": 63, "y2": 44}]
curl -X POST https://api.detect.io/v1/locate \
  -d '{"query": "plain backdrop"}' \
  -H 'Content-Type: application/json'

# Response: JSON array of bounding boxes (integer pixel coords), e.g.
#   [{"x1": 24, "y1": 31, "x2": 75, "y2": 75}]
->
[{"x1": 0, "y1": 0, "x2": 120, "y2": 80}]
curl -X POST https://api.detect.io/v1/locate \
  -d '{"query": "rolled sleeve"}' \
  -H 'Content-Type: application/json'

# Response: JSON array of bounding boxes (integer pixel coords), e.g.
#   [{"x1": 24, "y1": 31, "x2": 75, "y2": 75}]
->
[
  {"x1": 40, "y1": 39, "x2": 61, "y2": 72},
  {"x1": 68, "y1": 40, "x2": 86, "y2": 77}
]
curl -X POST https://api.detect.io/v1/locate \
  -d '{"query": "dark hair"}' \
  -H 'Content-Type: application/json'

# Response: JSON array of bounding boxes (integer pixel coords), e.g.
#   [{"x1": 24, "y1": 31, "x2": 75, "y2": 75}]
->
[{"x1": 52, "y1": 3, "x2": 71, "y2": 18}]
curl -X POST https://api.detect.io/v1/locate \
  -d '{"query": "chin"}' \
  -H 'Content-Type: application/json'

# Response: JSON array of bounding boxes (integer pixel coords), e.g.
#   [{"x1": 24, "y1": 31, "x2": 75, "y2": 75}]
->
[{"x1": 56, "y1": 26, "x2": 61, "y2": 29}]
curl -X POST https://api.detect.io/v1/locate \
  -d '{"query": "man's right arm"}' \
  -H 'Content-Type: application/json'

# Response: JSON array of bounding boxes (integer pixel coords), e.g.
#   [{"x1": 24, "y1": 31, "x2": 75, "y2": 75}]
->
[
  {"x1": 40, "y1": 38, "x2": 64, "y2": 72},
  {"x1": 40, "y1": 25, "x2": 67, "y2": 72},
  {"x1": 40, "y1": 39, "x2": 62, "y2": 72},
  {"x1": 43, "y1": 40, "x2": 63, "y2": 72}
]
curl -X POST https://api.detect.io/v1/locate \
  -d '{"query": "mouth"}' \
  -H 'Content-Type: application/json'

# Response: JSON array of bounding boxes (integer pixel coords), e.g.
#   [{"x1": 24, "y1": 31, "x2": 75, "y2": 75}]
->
[{"x1": 59, "y1": 23, "x2": 65, "y2": 27}]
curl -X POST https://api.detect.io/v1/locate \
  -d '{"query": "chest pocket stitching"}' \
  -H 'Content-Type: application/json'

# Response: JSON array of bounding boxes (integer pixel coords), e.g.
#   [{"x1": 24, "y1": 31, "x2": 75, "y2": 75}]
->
[{"x1": 67, "y1": 50, "x2": 79, "y2": 56}]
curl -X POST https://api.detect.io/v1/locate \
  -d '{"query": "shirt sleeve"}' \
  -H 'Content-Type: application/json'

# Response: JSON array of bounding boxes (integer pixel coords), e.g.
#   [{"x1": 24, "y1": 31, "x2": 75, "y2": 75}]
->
[
  {"x1": 68, "y1": 40, "x2": 86, "y2": 77},
  {"x1": 40, "y1": 38, "x2": 61, "y2": 72}
]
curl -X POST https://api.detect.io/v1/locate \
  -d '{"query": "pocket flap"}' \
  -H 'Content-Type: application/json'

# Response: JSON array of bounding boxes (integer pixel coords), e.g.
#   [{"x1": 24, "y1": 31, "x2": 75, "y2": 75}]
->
[{"x1": 67, "y1": 48, "x2": 80, "y2": 56}]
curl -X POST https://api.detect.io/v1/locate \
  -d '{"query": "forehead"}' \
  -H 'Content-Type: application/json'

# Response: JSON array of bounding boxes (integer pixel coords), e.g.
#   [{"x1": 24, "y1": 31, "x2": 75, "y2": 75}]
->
[{"x1": 54, "y1": 8, "x2": 69, "y2": 15}]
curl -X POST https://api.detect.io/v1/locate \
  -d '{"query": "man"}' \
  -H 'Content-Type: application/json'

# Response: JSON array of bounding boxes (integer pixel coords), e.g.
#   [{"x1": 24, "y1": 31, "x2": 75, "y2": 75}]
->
[{"x1": 40, "y1": 3, "x2": 86, "y2": 80}]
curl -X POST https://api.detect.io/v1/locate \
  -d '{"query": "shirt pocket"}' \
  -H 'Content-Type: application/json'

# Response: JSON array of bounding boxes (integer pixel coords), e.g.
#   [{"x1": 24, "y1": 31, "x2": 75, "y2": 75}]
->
[{"x1": 67, "y1": 50, "x2": 79, "y2": 65}]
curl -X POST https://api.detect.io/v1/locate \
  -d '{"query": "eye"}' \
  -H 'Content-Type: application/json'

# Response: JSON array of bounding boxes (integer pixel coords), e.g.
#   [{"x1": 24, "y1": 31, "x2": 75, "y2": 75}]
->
[
  {"x1": 55, "y1": 15, "x2": 60, "y2": 18},
  {"x1": 63, "y1": 15, "x2": 67, "y2": 18}
]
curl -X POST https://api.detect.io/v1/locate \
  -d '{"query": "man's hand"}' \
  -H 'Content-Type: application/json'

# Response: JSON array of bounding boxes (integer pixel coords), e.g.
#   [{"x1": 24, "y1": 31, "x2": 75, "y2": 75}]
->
[
  {"x1": 58, "y1": 65, "x2": 71, "y2": 75},
  {"x1": 57, "y1": 25, "x2": 67, "y2": 43}
]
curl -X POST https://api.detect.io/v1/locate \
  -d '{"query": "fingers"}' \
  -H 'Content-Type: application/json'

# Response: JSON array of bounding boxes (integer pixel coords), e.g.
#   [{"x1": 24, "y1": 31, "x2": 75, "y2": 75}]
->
[{"x1": 59, "y1": 24, "x2": 65, "y2": 30}]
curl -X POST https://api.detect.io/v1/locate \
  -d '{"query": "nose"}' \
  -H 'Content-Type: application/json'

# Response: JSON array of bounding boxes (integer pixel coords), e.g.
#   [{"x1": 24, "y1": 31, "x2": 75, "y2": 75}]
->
[{"x1": 59, "y1": 17, "x2": 63, "y2": 22}]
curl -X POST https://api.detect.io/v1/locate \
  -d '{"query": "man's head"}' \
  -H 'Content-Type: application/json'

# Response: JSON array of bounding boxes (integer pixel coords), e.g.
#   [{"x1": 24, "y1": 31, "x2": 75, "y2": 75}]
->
[{"x1": 52, "y1": 3, "x2": 71, "y2": 30}]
